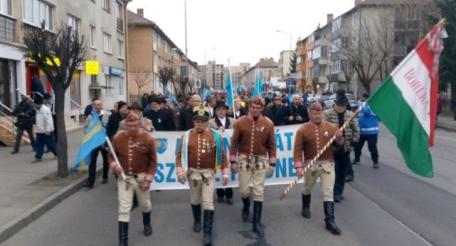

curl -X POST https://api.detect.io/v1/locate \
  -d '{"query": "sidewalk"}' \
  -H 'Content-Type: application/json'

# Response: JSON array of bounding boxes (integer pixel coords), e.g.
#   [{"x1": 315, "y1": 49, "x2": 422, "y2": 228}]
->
[
  {"x1": 0, "y1": 129, "x2": 98, "y2": 243},
  {"x1": 437, "y1": 114, "x2": 456, "y2": 132}
]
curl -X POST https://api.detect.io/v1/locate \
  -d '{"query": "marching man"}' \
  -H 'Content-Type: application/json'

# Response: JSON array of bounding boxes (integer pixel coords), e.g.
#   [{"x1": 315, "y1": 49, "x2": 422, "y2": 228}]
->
[
  {"x1": 108, "y1": 112, "x2": 157, "y2": 246},
  {"x1": 230, "y1": 97, "x2": 276, "y2": 237},
  {"x1": 176, "y1": 104, "x2": 229, "y2": 246},
  {"x1": 293, "y1": 101, "x2": 344, "y2": 235}
]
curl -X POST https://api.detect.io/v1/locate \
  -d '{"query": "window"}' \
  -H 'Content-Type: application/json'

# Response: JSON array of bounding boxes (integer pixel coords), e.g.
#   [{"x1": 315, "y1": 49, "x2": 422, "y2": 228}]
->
[
  {"x1": 0, "y1": 0, "x2": 11, "y2": 15},
  {"x1": 103, "y1": 0, "x2": 110, "y2": 13},
  {"x1": 117, "y1": 39, "x2": 124, "y2": 59},
  {"x1": 23, "y1": 0, "x2": 53, "y2": 30},
  {"x1": 105, "y1": 75, "x2": 113, "y2": 95},
  {"x1": 103, "y1": 32, "x2": 112, "y2": 54},
  {"x1": 153, "y1": 32, "x2": 158, "y2": 50},
  {"x1": 90, "y1": 25, "x2": 96, "y2": 48},
  {"x1": 115, "y1": 1, "x2": 123, "y2": 32},
  {"x1": 67, "y1": 15, "x2": 79, "y2": 34},
  {"x1": 118, "y1": 78, "x2": 124, "y2": 95}
]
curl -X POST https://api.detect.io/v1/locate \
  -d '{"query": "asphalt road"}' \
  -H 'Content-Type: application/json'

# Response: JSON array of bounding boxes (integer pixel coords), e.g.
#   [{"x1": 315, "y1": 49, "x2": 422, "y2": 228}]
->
[{"x1": 3, "y1": 127, "x2": 456, "y2": 246}]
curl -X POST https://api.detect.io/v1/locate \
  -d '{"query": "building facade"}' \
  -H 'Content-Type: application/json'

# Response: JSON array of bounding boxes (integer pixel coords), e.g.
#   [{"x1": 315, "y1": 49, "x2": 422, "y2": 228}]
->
[
  {"x1": 0, "y1": 0, "x2": 130, "y2": 122},
  {"x1": 127, "y1": 9, "x2": 198, "y2": 100}
]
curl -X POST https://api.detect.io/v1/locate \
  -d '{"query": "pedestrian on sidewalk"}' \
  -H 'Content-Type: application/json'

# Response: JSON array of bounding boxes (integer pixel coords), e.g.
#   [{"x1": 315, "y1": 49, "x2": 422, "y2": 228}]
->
[
  {"x1": 108, "y1": 112, "x2": 157, "y2": 246},
  {"x1": 294, "y1": 101, "x2": 344, "y2": 235},
  {"x1": 176, "y1": 104, "x2": 229, "y2": 246},
  {"x1": 208, "y1": 101, "x2": 235, "y2": 205},
  {"x1": 230, "y1": 97, "x2": 276, "y2": 237},
  {"x1": 83, "y1": 99, "x2": 109, "y2": 188},
  {"x1": 32, "y1": 97, "x2": 57, "y2": 163},
  {"x1": 353, "y1": 93, "x2": 380, "y2": 168},
  {"x1": 11, "y1": 95, "x2": 36, "y2": 154},
  {"x1": 324, "y1": 90, "x2": 359, "y2": 202}
]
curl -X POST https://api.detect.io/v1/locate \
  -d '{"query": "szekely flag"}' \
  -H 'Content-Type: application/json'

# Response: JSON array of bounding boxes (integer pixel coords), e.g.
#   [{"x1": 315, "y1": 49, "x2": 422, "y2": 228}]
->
[{"x1": 368, "y1": 22, "x2": 447, "y2": 178}]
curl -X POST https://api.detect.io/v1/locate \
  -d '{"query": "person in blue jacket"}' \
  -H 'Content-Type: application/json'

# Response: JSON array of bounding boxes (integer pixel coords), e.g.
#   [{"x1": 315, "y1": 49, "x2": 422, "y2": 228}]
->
[{"x1": 353, "y1": 93, "x2": 380, "y2": 168}]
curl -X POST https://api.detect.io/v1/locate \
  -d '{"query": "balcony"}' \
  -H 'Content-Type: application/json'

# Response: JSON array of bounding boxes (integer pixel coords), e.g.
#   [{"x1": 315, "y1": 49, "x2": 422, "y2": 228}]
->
[
  {"x1": 0, "y1": 15, "x2": 16, "y2": 43},
  {"x1": 117, "y1": 18, "x2": 124, "y2": 33}
]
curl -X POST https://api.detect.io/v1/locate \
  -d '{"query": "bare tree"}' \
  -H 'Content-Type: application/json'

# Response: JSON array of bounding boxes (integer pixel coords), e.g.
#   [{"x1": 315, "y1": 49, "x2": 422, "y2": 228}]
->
[
  {"x1": 129, "y1": 56, "x2": 152, "y2": 96},
  {"x1": 338, "y1": 13, "x2": 394, "y2": 93},
  {"x1": 24, "y1": 23, "x2": 87, "y2": 178},
  {"x1": 158, "y1": 66, "x2": 175, "y2": 95}
]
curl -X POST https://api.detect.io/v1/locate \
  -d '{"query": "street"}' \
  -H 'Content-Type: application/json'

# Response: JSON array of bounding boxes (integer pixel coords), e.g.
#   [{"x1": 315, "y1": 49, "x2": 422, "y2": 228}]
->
[{"x1": 2, "y1": 127, "x2": 456, "y2": 246}]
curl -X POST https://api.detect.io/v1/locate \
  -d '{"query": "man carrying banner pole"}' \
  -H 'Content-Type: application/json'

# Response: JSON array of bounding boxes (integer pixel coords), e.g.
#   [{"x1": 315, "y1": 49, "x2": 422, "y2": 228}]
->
[
  {"x1": 230, "y1": 97, "x2": 276, "y2": 237},
  {"x1": 176, "y1": 104, "x2": 229, "y2": 246},
  {"x1": 294, "y1": 101, "x2": 344, "y2": 235},
  {"x1": 108, "y1": 112, "x2": 158, "y2": 246}
]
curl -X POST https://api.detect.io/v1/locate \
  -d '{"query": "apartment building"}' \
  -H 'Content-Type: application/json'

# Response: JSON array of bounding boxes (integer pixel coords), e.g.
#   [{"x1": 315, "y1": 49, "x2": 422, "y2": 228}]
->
[{"x1": 127, "y1": 9, "x2": 198, "y2": 99}]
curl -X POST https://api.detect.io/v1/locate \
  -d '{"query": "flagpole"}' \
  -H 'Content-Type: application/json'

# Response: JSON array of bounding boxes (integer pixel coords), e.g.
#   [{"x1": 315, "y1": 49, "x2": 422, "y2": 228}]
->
[
  {"x1": 106, "y1": 137, "x2": 127, "y2": 180},
  {"x1": 227, "y1": 59, "x2": 237, "y2": 120},
  {"x1": 280, "y1": 108, "x2": 361, "y2": 200}
]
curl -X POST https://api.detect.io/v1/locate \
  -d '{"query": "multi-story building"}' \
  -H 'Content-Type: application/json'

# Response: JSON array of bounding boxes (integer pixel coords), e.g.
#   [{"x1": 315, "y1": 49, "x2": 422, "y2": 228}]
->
[
  {"x1": 241, "y1": 58, "x2": 281, "y2": 90},
  {"x1": 278, "y1": 50, "x2": 293, "y2": 79},
  {"x1": 127, "y1": 9, "x2": 198, "y2": 99},
  {"x1": 300, "y1": 0, "x2": 435, "y2": 96},
  {"x1": 0, "y1": 0, "x2": 130, "y2": 117},
  {"x1": 296, "y1": 38, "x2": 313, "y2": 93},
  {"x1": 202, "y1": 61, "x2": 224, "y2": 90}
]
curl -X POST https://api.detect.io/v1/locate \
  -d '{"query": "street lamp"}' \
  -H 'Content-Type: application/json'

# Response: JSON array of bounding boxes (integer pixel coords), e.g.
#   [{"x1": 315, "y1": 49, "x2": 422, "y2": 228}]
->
[{"x1": 276, "y1": 30, "x2": 293, "y2": 51}]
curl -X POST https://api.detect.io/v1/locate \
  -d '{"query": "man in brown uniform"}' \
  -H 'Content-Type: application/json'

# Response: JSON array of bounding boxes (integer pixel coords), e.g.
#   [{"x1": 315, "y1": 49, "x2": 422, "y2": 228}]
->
[
  {"x1": 230, "y1": 97, "x2": 276, "y2": 237},
  {"x1": 108, "y1": 112, "x2": 157, "y2": 246},
  {"x1": 176, "y1": 104, "x2": 229, "y2": 246},
  {"x1": 293, "y1": 101, "x2": 344, "y2": 235}
]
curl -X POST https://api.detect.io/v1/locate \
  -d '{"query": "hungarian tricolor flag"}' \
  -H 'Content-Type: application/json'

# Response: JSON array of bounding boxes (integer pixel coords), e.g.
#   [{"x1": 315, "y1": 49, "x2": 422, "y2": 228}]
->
[{"x1": 368, "y1": 22, "x2": 447, "y2": 178}]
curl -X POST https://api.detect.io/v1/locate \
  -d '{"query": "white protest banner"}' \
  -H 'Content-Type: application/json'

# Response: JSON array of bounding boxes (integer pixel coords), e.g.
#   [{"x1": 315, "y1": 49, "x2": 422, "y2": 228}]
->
[{"x1": 149, "y1": 125, "x2": 302, "y2": 190}]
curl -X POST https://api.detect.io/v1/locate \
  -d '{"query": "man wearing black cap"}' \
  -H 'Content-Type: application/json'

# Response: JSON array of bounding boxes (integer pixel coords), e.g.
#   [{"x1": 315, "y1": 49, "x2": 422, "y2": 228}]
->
[
  {"x1": 324, "y1": 90, "x2": 359, "y2": 202},
  {"x1": 209, "y1": 101, "x2": 235, "y2": 205},
  {"x1": 264, "y1": 94, "x2": 285, "y2": 126},
  {"x1": 106, "y1": 101, "x2": 129, "y2": 140},
  {"x1": 176, "y1": 104, "x2": 229, "y2": 246},
  {"x1": 144, "y1": 97, "x2": 176, "y2": 131},
  {"x1": 11, "y1": 96, "x2": 36, "y2": 154}
]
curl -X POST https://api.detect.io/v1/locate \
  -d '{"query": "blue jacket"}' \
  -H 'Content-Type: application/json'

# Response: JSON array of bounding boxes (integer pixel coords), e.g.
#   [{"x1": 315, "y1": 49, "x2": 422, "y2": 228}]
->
[{"x1": 358, "y1": 102, "x2": 379, "y2": 135}]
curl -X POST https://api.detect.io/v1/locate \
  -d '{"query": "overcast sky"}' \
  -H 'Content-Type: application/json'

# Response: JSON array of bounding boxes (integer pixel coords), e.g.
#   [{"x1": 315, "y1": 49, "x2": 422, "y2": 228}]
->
[{"x1": 127, "y1": 0, "x2": 356, "y2": 66}]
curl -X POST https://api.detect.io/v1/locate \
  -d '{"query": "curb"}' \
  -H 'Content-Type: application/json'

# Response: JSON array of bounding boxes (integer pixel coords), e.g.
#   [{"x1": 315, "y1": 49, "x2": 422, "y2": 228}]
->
[{"x1": 0, "y1": 167, "x2": 102, "y2": 244}]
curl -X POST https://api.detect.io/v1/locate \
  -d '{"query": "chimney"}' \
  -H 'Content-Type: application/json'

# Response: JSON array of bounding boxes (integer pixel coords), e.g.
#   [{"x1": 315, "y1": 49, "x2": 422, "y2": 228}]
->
[
  {"x1": 327, "y1": 14, "x2": 334, "y2": 24},
  {"x1": 354, "y1": 0, "x2": 362, "y2": 6},
  {"x1": 137, "y1": 8, "x2": 144, "y2": 17}
]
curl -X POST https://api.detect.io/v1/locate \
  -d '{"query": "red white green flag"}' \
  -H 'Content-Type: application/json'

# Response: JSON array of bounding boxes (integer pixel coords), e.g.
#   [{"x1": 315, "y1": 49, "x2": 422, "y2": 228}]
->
[{"x1": 368, "y1": 23, "x2": 447, "y2": 178}]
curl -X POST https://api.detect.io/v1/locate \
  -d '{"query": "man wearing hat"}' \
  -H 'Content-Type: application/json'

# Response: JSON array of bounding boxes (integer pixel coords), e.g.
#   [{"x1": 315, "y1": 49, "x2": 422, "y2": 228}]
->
[
  {"x1": 176, "y1": 104, "x2": 229, "y2": 246},
  {"x1": 108, "y1": 112, "x2": 157, "y2": 246},
  {"x1": 264, "y1": 94, "x2": 285, "y2": 126},
  {"x1": 11, "y1": 95, "x2": 36, "y2": 154},
  {"x1": 294, "y1": 101, "x2": 344, "y2": 235},
  {"x1": 354, "y1": 93, "x2": 380, "y2": 168},
  {"x1": 209, "y1": 101, "x2": 235, "y2": 205},
  {"x1": 144, "y1": 97, "x2": 175, "y2": 131},
  {"x1": 230, "y1": 97, "x2": 276, "y2": 237},
  {"x1": 324, "y1": 90, "x2": 359, "y2": 202}
]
